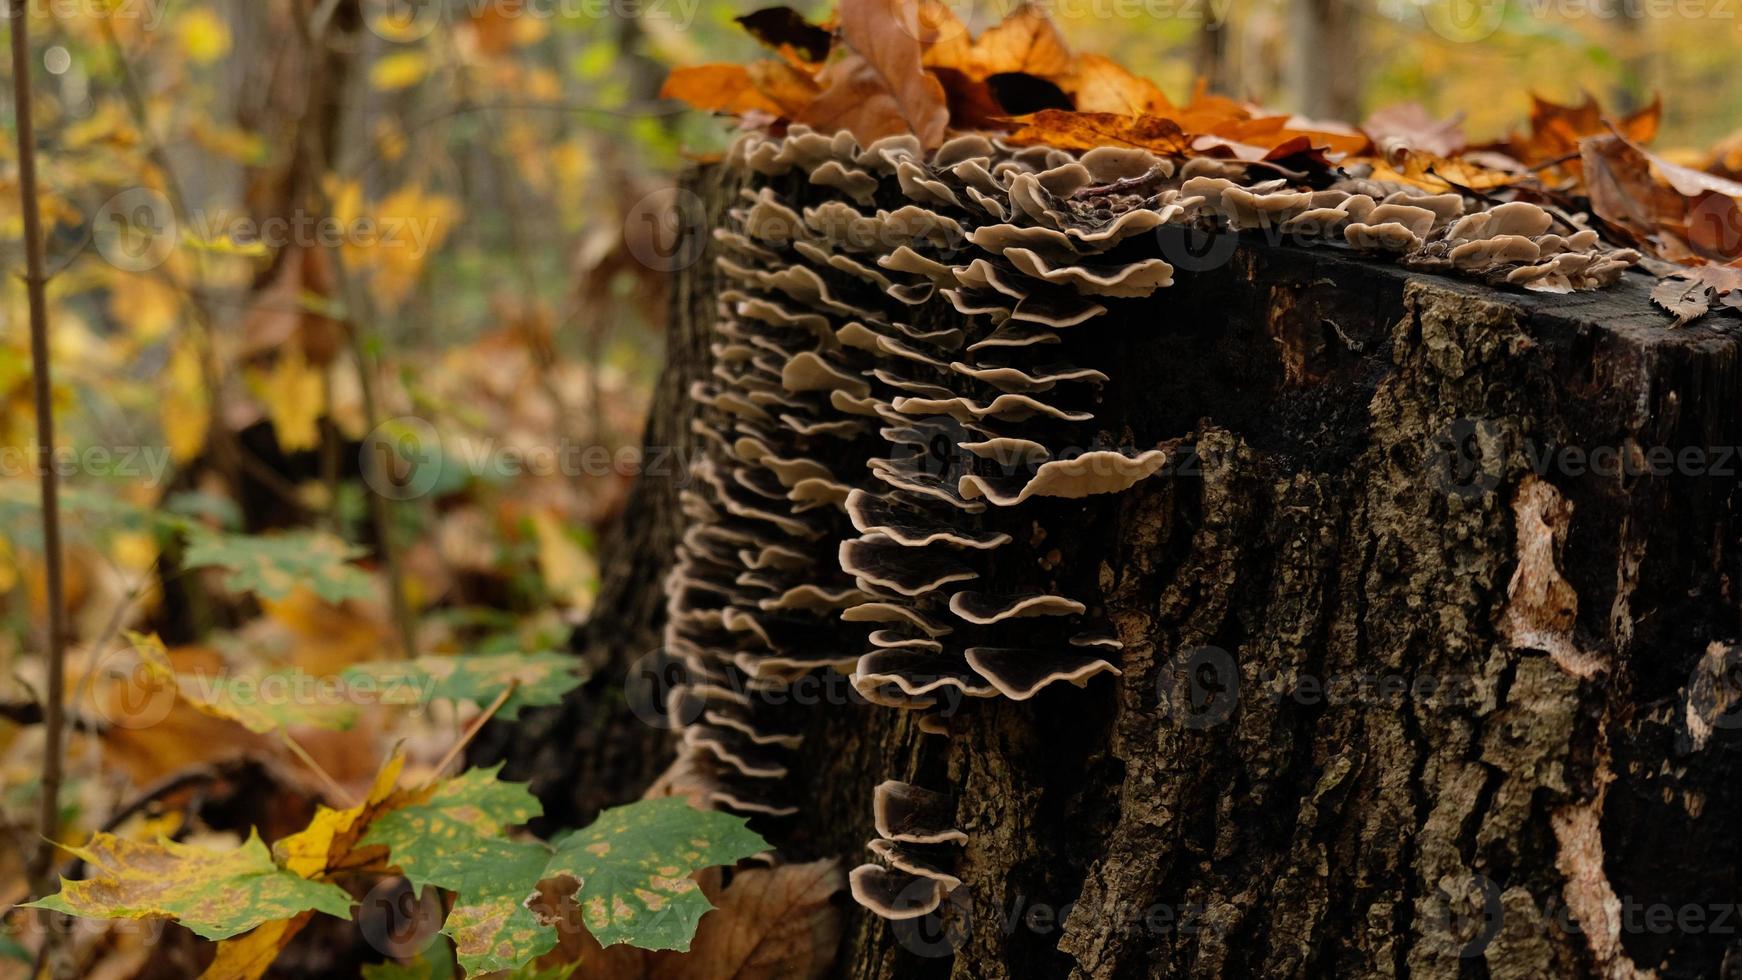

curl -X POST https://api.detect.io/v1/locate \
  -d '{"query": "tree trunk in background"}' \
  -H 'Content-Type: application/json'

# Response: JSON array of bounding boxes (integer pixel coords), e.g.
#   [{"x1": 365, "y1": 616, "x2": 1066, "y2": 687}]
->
[
  {"x1": 1286, "y1": 0, "x2": 1360, "y2": 122},
  {"x1": 481, "y1": 166, "x2": 1742, "y2": 979}
]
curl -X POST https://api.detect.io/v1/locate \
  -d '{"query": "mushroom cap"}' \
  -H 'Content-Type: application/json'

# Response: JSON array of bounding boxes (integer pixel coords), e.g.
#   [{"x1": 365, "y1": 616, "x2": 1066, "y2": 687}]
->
[
  {"x1": 847, "y1": 490, "x2": 1013, "y2": 550},
  {"x1": 1003, "y1": 247, "x2": 1175, "y2": 298},
  {"x1": 873, "y1": 780, "x2": 967, "y2": 844},
  {"x1": 848, "y1": 864, "x2": 947, "y2": 920},
  {"x1": 965, "y1": 646, "x2": 1123, "y2": 700},
  {"x1": 948, "y1": 591, "x2": 1088, "y2": 625},
  {"x1": 957, "y1": 449, "x2": 1169, "y2": 506}
]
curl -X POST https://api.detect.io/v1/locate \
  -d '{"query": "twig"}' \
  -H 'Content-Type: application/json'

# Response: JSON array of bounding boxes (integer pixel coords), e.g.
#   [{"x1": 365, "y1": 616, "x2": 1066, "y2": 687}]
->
[
  {"x1": 279, "y1": 730, "x2": 359, "y2": 809},
  {"x1": 12, "y1": 0, "x2": 70, "y2": 921},
  {"x1": 11, "y1": 7, "x2": 73, "y2": 975},
  {"x1": 289, "y1": 10, "x2": 419, "y2": 661},
  {"x1": 424, "y1": 684, "x2": 517, "y2": 787}
]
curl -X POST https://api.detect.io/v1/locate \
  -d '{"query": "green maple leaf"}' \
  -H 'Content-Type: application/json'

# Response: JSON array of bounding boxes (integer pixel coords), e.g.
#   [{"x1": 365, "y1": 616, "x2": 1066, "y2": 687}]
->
[
  {"x1": 438, "y1": 842, "x2": 558, "y2": 975},
  {"x1": 363, "y1": 767, "x2": 555, "y2": 974},
  {"x1": 359, "y1": 765, "x2": 542, "y2": 892},
  {"x1": 23, "y1": 830, "x2": 352, "y2": 940},
  {"x1": 342, "y1": 651, "x2": 586, "y2": 719},
  {"x1": 182, "y1": 528, "x2": 372, "y2": 603},
  {"x1": 363, "y1": 774, "x2": 766, "y2": 973},
  {"x1": 543, "y1": 797, "x2": 768, "y2": 951}
]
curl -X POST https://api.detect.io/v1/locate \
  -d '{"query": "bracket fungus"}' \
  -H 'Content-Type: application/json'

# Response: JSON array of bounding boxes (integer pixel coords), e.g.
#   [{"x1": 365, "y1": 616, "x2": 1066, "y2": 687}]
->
[{"x1": 663, "y1": 123, "x2": 1646, "y2": 925}]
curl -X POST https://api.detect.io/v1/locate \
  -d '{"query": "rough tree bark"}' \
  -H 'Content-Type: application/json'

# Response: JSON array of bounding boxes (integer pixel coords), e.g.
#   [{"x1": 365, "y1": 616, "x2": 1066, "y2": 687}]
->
[{"x1": 478, "y1": 165, "x2": 1742, "y2": 979}]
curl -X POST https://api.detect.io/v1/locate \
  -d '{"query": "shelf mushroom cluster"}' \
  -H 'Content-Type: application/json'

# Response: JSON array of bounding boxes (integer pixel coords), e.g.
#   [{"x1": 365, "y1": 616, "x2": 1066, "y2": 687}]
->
[{"x1": 661, "y1": 124, "x2": 1642, "y2": 924}]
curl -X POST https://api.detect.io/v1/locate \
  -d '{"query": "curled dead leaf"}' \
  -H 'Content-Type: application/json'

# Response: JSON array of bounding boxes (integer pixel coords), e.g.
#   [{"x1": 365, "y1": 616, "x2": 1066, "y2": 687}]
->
[
  {"x1": 1651, "y1": 265, "x2": 1742, "y2": 326},
  {"x1": 1003, "y1": 110, "x2": 1190, "y2": 155},
  {"x1": 660, "y1": 65, "x2": 785, "y2": 117},
  {"x1": 838, "y1": 0, "x2": 950, "y2": 148}
]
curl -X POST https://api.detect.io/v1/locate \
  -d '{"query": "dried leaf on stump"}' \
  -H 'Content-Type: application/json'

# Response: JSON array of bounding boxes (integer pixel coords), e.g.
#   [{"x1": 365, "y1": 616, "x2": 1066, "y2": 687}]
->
[
  {"x1": 1651, "y1": 265, "x2": 1742, "y2": 326},
  {"x1": 795, "y1": 54, "x2": 937, "y2": 147},
  {"x1": 1066, "y1": 54, "x2": 1172, "y2": 115},
  {"x1": 1583, "y1": 133, "x2": 1742, "y2": 262},
  {"x1": 733, "y1": 8, "x2": 832, "y2": 64},
  {"x1": 1362, "y1": 102, "x2": 1467, "y2": 157},
  {"x1": 837, "y1": 0, "x2": 949, "y2": 147},
  {"x1": 659, "y1": 65, "x2": 786, "y2": 117},
  {"x1": 968, "y1": 3, "x2": 1074, "y2": 81},
  {"x1": 1004, "y1": 110, "x2": 1191, "y2": 155}
]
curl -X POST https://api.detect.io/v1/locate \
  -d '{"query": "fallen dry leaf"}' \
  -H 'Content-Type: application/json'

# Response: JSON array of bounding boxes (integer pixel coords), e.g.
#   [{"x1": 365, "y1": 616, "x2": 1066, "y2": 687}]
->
[
  {"x1": 659, "y1": 65, "x2": 786, "y2": 117},
  {"x1": 1364, "y1": 150, "x2": 1525, "y2": 193},
  {"x1": 1651, "y1": 265, "x2": 1742, "y2": 326},
  {"x1": 1068, "y1": 53, "x2": 1172, "y2": 116},
  {"x1": 1004, "y1": 109, "x2": 1190, "y2": 155},
  {"x1": 796, "y1": 53, "x2": 942, "y2": 148},
  {"x1": 968, "y1": 3, "x2": 1074, "y2": 82},
  {"x1": 1583, "y1": 133, "x2": 1742, "y2": 262},
  {"x1": 660, "y1": 861, "x2": 845, "y2": 980},
  {"x1": 1363, "y1": 102, "x2": 1467, "y2": 158},
  {"x1": 1501, "y1": 92, "x2": 1661, "y2": 166},
  {"x1": 733, "y1": 7, "x2": 832, "y2": 64},
  {"x1": 745, "y1": 59, "x2": 824, "y2": 118},
  {"x1": 838, "y1": 0, "x2": 949, "y2": 148}
]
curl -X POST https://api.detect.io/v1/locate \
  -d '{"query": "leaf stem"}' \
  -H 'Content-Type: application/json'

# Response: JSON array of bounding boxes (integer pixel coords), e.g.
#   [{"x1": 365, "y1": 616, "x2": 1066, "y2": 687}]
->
[
  {"x1": 11, "y1": 0, "x2": 70, "y2": 919},
  {"x1": 426, "y1": 684, "x2": 518, "y2": 787},
  {"x1": 280, "y1": 730, "x2": 360, "y2": 809}
]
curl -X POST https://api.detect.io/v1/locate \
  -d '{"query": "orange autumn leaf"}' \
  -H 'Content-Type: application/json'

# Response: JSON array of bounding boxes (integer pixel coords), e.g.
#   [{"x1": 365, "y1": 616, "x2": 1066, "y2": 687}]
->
[
  {"x1": 660, "y1": 64, "x2": 786, "y2": 117},
  {"x1": 734, "y1": 7, "x2": 833, "y2": 65},
  {"x1": 1068, "y1": 53, "x2": 1172, "y2": 116},
  {"x1": 1582, "y1": 133, "x2": 1742, "y2": 262},
  {"x1": 969, "y1": 3, "x2": 1075, "y2": 82},
  {"x1": 798, "y1": 53, "x2": 946, "y2": 147},
  {"x1": 1497, "y1": 92, "x2": 1662, "y2": 166},
  {"x1": 1363, "y1": 102, "x2": 1468, "y2": 158},
  {"x1": 834, "y1": 0, "x2": 949, "y2": 147},
  {"x1": 1362, "y1": 151, "x2": 1526, "y2": 193},
  {"x1": 916, "y1": 0, "x2": 974, "y2": 71},
  {"x1": 747, "y1": 59, "x2": 823, "y2": 117},
  {"x1": 1004, "y1": 110, "x2": 1191, "y2": 155}
]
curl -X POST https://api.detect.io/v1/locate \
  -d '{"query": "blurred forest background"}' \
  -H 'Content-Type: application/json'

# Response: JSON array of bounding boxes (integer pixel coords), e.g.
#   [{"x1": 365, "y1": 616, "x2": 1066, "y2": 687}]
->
[{"x1": 1, "y1": 0, "x2": 1741, "y2": 972}]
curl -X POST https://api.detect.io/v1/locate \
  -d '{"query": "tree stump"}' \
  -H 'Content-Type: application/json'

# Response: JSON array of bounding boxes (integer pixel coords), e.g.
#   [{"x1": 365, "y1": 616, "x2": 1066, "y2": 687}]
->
[{"x1": 478, "y1": 163, "x2": 1742, "y2": 980}]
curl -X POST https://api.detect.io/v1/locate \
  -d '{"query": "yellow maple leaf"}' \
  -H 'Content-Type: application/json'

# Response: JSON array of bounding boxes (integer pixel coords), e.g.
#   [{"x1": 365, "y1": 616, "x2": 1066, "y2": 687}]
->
[
  {"x1": 160, "y1": 341, "x2": 210, "y2": 464},
  {"x1": 531, "y1": 509, "x2": 598, "y2": 616},
  {"x1": 369, "y1": 186, "x2": 461, "y2": 311},
  {"x1": 200, "y1": 913, "x2": 311, "y2": 980},
  {"x1": 177, "y1": 8, "x2": 232, "y2": 64},
  {"x1": 274, "y1": 751, "x2": 407, "y2": 878},
  {"x1": 109, "y1": 271, "x2": 181, "y2": 342},
  {"x1": 252, "y1": 346, "x2": 325, "y2": 453},
  {"x1": 370, "y1": 51, "x2": 431, "y2": 91}
]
